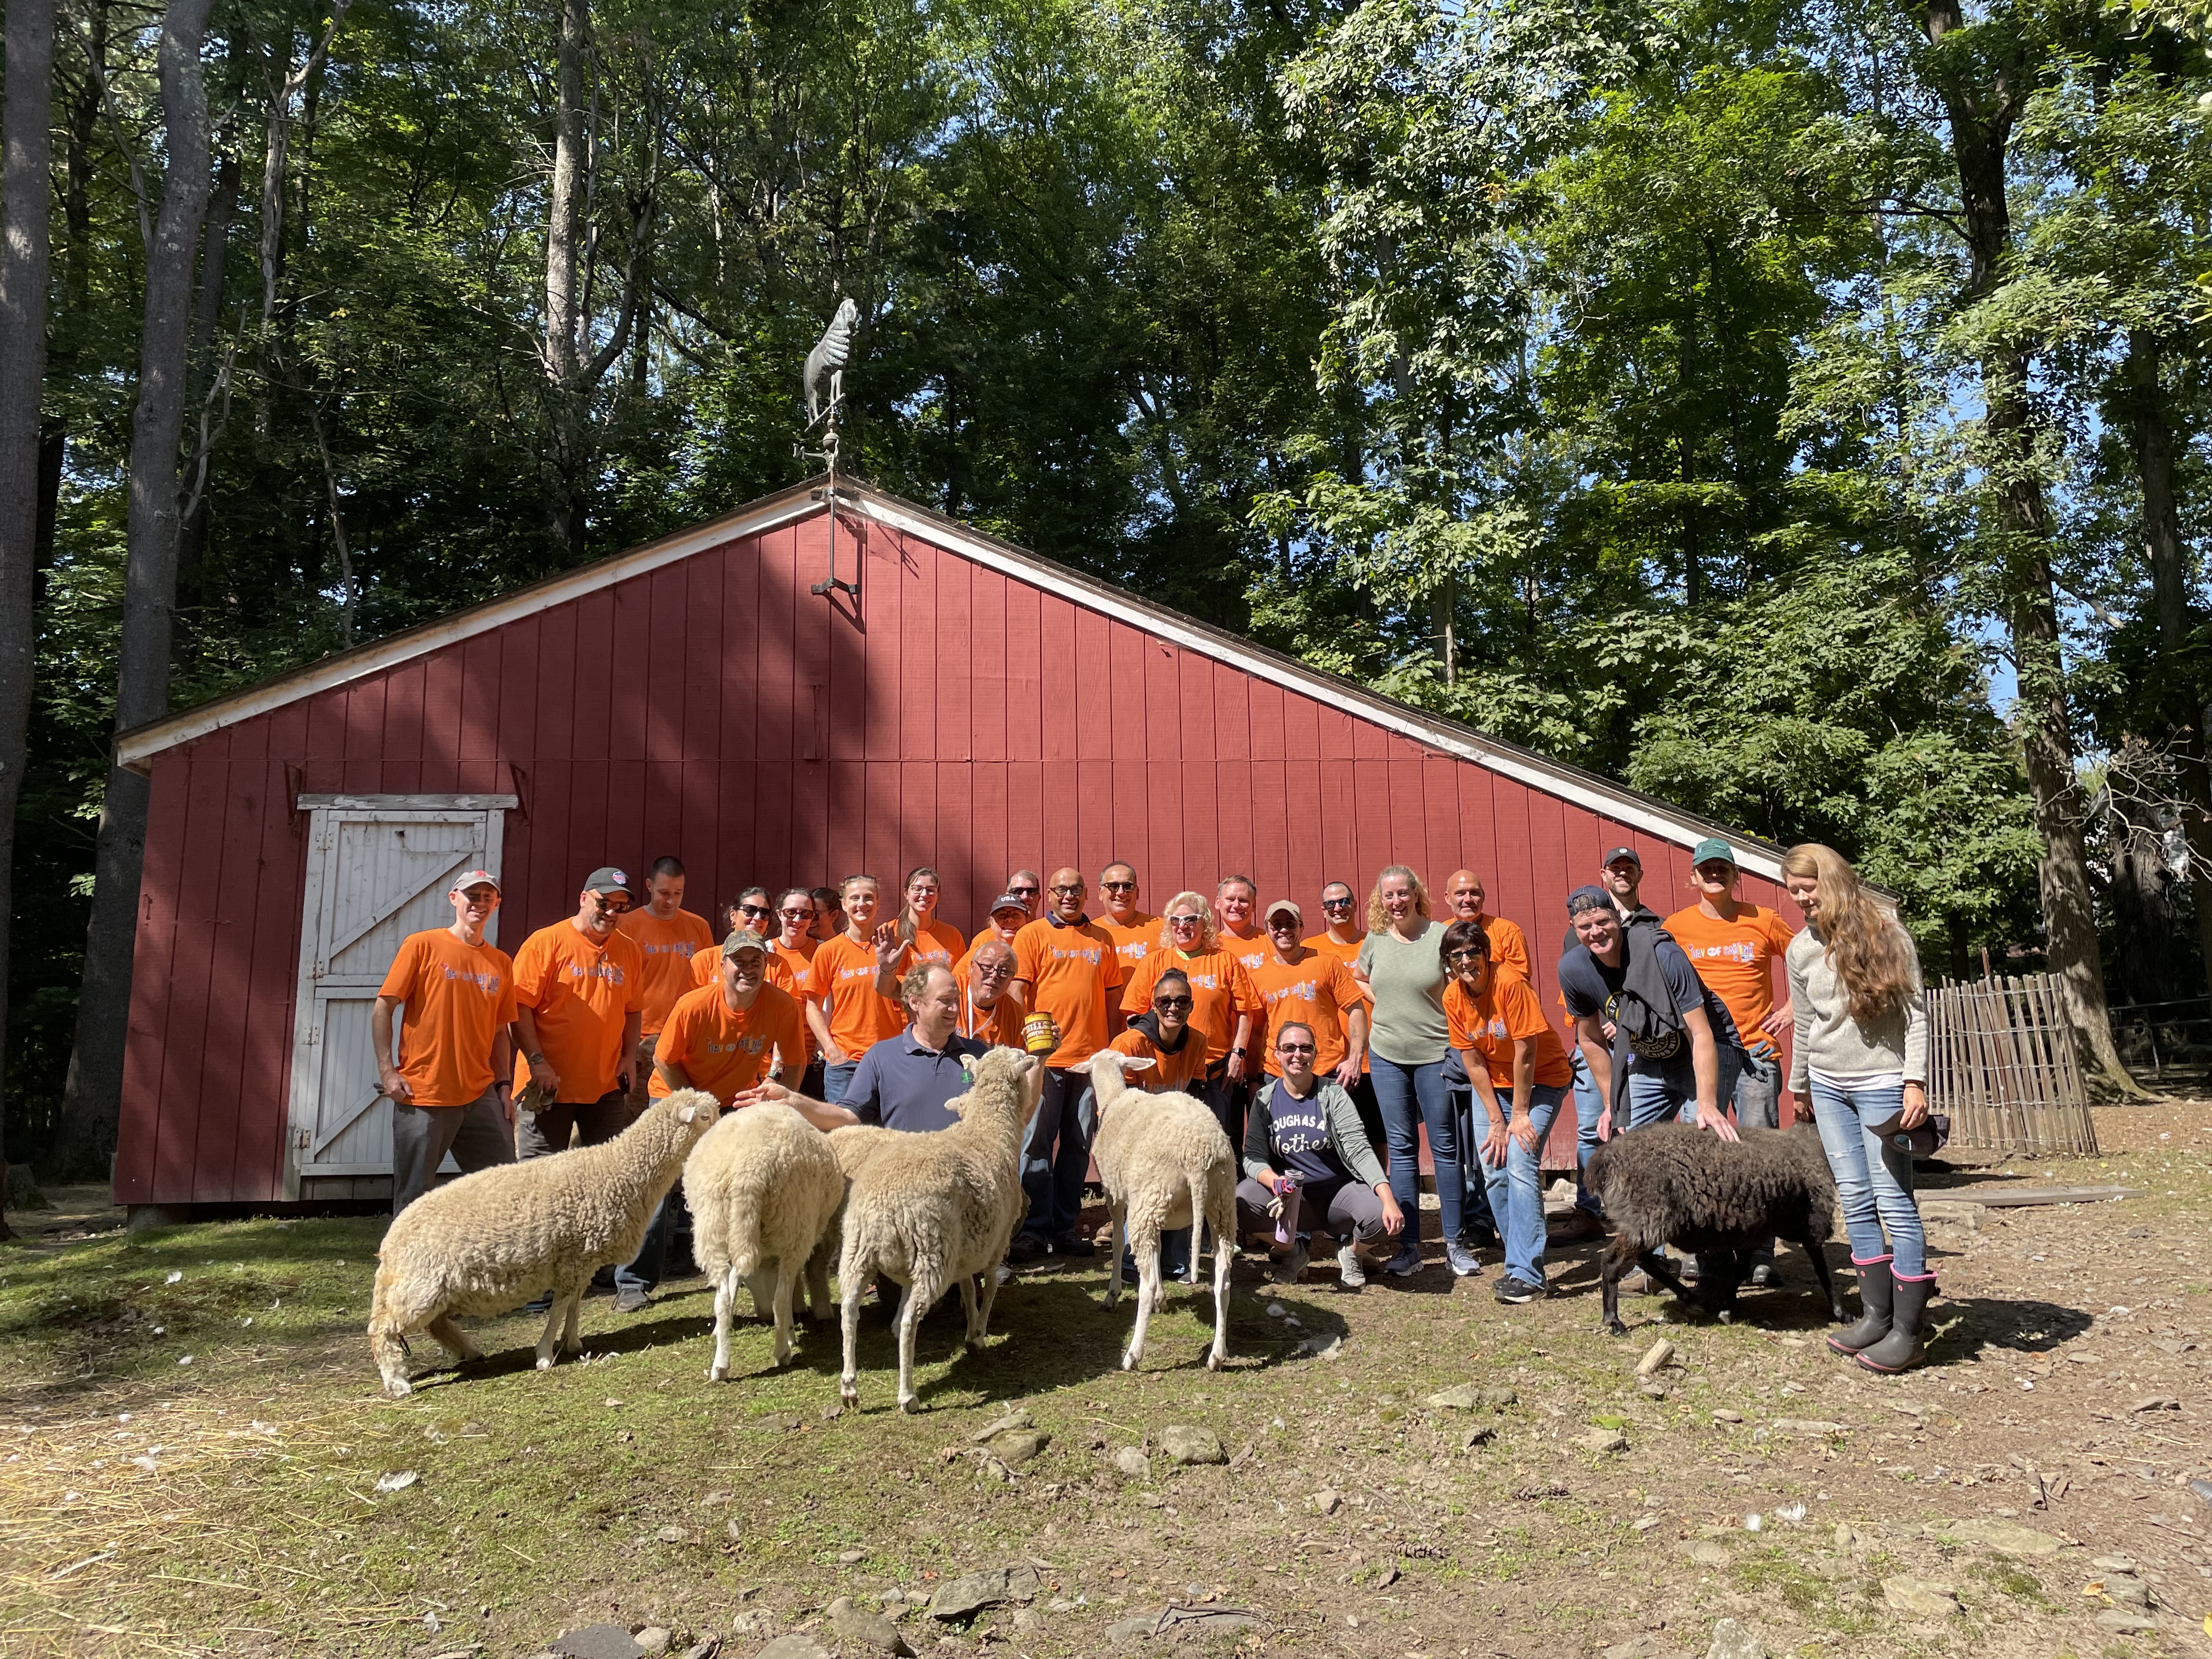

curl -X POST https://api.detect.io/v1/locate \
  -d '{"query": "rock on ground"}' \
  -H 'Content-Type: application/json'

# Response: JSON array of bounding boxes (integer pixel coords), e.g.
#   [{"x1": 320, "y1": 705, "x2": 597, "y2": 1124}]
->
[
  {"x1": 1881, "y1": 1577, "x2": 1962, "y2": 1618},
  {"x1": 753, "y1": 1639, "x2": 832, "y2": 1659},
  {"x1": 1706, "y1": 1618, "x2": 1766, "y2": 1659},
  {"x1": 1158, "y1": 1424, "x2": 1226, "y2": 1465},
  {"x1": 826, "y1": 1595, "x2": 915, "y2": 1656},
  {"x1": 1935, "y1": 1518, "x2": 2066, "y2": 1557},
  {"x1": 1114, "y1": 1447, "x2": 1150, "y2": 1479},
  {"x1": 551, "y1": 1627, "x2": 645, "y2": 1659}
]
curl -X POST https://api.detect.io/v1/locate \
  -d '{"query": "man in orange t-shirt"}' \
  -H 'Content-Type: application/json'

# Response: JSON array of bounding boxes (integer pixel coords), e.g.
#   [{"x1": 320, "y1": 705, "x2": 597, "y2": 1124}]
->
[
  {"x1": 374, "y1": 869, "x2": 520, "y2": 1214},
  {"x1": 1213, "y1": 874, "x2": 1268, "y2": 973},
  {"x1": 1094, "y1": 861, "x2": 1159, "y2": 985},
  {"x1": 654, "y1": 933, "x2": 823, "y2": 1114},
  {"x1": 618, "y1": 856, "x2": 719, "y2": 1109},
  {"x1": 512, "y1": 866, "x2": 647, "y2": 1160},
  {"x1": 1248, "y1": 900, "x2": 1369, "y2": 1087},
  {"x1": 959, "y1": 939, "x2": 1025, "y2": 1048},
  {"x1": 1665, "y1": 838, "x2": 1798, "y2": 1280},
  {"x1": 1006, "y1": 867, "x2": 1125, "y2": 1262}
]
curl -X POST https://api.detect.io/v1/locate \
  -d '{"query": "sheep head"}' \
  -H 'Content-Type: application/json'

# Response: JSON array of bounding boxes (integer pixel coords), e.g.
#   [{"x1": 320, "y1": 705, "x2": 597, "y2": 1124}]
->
[
  {"x1": 948, "y1": 1046, "x2": 1047, "y2": 1128},
  {"x1": 1075, "y1": 1048, "x2": 1153, "y2": 1109}
]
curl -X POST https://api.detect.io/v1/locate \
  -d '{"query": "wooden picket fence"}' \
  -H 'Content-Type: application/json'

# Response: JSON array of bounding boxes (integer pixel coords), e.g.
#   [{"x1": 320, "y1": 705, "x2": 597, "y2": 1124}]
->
[{"x1": 1926, "y1": 973, "x2": 2098, "y2": 1156}]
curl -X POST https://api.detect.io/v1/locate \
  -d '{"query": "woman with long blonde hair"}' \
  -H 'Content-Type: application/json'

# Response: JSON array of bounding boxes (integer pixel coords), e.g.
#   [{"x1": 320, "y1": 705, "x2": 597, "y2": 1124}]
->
[
  {"x1": 1781, "y1": 843, "x2": 1933, "y2": 1373},
  {"x1": 1353, "y1": 865, "x2": 1477, "y2": 1279}
]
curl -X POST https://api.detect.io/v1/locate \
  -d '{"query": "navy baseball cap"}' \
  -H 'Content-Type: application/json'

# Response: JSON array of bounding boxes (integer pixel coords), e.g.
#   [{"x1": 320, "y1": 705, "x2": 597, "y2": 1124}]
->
[{"x1": 1566, "y1": 884, "x2": 1613, "y2": 917}]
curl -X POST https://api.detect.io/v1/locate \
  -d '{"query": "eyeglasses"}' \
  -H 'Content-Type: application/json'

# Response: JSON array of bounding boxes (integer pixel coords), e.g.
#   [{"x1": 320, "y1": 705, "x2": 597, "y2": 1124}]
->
[
  {"x1": 590, "y1": 896, "x2": 631, "y2": 915},
  {"x1": 1103, "y1": 880, "x2": 1136, "y2": 891},
  {"x1": 1320, "y1": 896, "x2": 1353, "y2": 909},
  {"x1": 1153, "y1": 995, "x2": 1193, "y2": 1011},
  {"x1": 779, "y1": 906, "x2": 814, "y2": 919},
  {"x1": 1277, "y1": 1041, "x2": 1316, "y2": 1054},
  {"x1": 1009, "y1": 884, "x2": 1039, "y2": 895},
  {"x1": 1446, "y1": 948, "x2": 1485, "y2": 964},
  {"x1": 1167, "y1": 915, "x2": 1203, "y2": 928},
  {"x1": 974, "y1": 962, "x2": 1015, "y2": 979},
  {"x1": 1049, "y1": 884, "x2": 1085, "y2": 897}
]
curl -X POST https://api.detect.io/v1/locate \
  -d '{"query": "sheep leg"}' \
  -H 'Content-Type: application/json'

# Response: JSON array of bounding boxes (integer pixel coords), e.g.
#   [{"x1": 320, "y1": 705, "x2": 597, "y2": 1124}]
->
[
  {"x1": 804, "y1": 1238, "x2": 835, "y2": 1324},
  {"x1": 1105, "y1": 1203, "x2": 1127, "y2": 1309},
  {"x1": 1795, "y1": 1230, "x2": 1844, "y2": 1323},
  {"x1": 770, "y1": 1264, "x2": 799, "y2": 1368},
  {"x1": 426, "y1": 1314, "x2": 482, "y2": 1365},
  {"x1": 1204, "y1": 1194, "x2": 1233, "y2": 1372},
  {"x1": 744, "y1": 1271, "x2": 776, "y2": 1324},
  {"x1": 896, "y1": 1271, "x2": 940, "y2": 1413},
  {"x1": 1638, "y1": 1253, "x2": 1702, "y2": 1316},
  {"x1": 838, "y1": 1251, "x2": 865, "y2": 1408},
  {"x1": 708, "y1": 1267, "x2": 738, "y2": 1381},
  {"x1": 534, "y1": 1295, "x2": 569, "y2": 1370},
  {"x1": 560, "y1": 1288, "x2": 586, "y2": 1359},
  {"x1": 958, "y1": 1274, "x2": 983, "y2": 1351},
  {"x1": 1124, "y1": 1227, "x2": 1159, "y2": 1372},
  {"x1": 1599, "y1": 1237, "x2": 1640, "y2": 1336}
]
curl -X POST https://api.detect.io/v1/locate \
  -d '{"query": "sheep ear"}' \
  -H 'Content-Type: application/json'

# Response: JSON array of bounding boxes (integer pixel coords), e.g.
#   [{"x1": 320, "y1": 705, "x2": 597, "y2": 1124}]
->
[
  {"x1": 960, "y1": 1057, "x2": 978, "y2": 1080},
  {"x1": 1121, "y1": 1056, "x2": 1155, "y2": 1073},
  {"x1": 678, "y1": 1103, "x2": 700, "y2": 1124}
]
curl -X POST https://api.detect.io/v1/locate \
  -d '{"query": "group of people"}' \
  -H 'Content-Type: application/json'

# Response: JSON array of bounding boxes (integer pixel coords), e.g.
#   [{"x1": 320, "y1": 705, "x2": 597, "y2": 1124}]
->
[{"x1": 371, "y1": 839, "x2": 1939, "y2": 1369}]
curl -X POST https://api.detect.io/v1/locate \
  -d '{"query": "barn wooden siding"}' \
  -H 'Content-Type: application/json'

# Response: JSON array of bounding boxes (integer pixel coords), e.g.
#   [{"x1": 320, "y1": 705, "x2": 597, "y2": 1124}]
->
[{"x1": 117, "y1": 501, "x2": 1796, "y2": 1205}]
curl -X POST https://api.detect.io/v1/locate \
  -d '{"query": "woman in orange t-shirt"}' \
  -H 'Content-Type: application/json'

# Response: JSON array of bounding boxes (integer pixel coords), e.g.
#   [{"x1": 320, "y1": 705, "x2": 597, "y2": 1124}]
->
[
  {"x1": 893, "y1": 865, "x2": 968, "y2": 972},
  {"x1": 801, "y1": 874, "x2": 906, "y2": 1104},
  {"x1": 1441, "y1": 918, "x2": 1572, "y2": 1306},
  {"x1": 1119, "y1": 893, "x2": 1261, "y2": 1090}
]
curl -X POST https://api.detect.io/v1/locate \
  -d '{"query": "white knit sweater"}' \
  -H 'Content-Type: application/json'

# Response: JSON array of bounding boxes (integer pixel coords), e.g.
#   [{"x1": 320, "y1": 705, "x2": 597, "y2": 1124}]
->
[{"x1": 1785, "y1": 926, "x2": 1928, "y2": 1094}]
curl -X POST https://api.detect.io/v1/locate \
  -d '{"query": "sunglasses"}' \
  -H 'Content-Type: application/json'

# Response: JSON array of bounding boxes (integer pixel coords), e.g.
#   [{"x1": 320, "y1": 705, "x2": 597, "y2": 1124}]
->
[
  {"x1": 738, "y1": 903, "x2": 771, "y2": 916},
  {"x1": 1447, "y1": 948, "x2": 1486, "y2": 964},
  {"x1": 1277, "y1": 1041, "x2": 1316, "y2": 1054},
  {"x1": 1321, "y1": 896, "x2": 1354, "y2": 909},
  {"x1": 779, "y1": 906, "x2": 814, "y2": 918},
  {"x1": 1167, "y1": 915, "x2": 1203, "y2": 927},
  {"x1": 1009, "y1": 884, "x2": 1039, "y2": 895},
  {"x1": 590, "y1": 896, "x2": 631, "y2": 914},
  {"x1": 1153, "y1": 995, "x2": 1194, "y2": 1011},
  {"x1": 1268, "y1": 916, "x2": 1299, "y2": 928},
  {"x1": 1103, "y1": 880, "x2": 1136, "y2": 891}
]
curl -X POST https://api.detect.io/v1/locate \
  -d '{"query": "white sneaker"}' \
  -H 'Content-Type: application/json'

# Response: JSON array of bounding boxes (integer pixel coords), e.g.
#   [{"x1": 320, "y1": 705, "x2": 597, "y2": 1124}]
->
[{"x1": 1336, "y1": 1245, "x2": 1367, "y2": 1289}]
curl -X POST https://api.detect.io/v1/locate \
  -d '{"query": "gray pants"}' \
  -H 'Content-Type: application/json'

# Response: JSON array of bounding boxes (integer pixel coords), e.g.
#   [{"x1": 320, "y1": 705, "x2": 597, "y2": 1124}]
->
[
  {"x1": 1233, "y1": 1175, "x2": 1386, "y2": 1246},
  {"x1": 1734, "y1": 1048, "x2": 1781, "y2": 1130},
  {"x1": 516, "y1": 1088, "x2": 632, "y2": 1160},
  {"x1": 392, "y1": 1087, "x2": 515, "y2": 1215}
]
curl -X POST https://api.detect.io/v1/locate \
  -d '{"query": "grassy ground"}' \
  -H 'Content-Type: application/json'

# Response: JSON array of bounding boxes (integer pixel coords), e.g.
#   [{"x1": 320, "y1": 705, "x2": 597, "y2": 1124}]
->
[{"x1": 3, "y1": 1105, "x2": 2209, "y2": 1659}]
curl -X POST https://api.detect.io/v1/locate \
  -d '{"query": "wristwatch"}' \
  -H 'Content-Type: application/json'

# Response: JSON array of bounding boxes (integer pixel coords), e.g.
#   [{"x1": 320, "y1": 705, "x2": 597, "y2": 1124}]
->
[{"x1": 526, "y1": 1051, "x2": 546, "y2": 1064}]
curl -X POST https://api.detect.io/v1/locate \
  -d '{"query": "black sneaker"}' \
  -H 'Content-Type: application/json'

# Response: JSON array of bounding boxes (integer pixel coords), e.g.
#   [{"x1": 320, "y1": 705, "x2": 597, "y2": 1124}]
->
[
  {"x1": 1053, "y1": 1231, "x2": 1097, "y2": 1259},
  {"x1": 1493, "y1": 1275, "x2": 1543, "y2": 1305},
  {"x1": 1006, "y1": 1233, "x2": 1048, "y2": 1265}
]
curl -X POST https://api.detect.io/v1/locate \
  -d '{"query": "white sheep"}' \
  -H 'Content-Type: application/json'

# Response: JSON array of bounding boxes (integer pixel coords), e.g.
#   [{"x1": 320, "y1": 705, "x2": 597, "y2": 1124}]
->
[
  {"x1": 1077, "y1": 1049, "x2": 1237, "y2": 1373},
  {"x1": 827, "y1": 1047, "x2": 1046, "y2": 1412},
  {"x1": 685, "y1": 1101, "x2": 846, "y2": 1378},
  {"x1": 367, "y1": 1090, "x2": 718, "y2": 1398}
]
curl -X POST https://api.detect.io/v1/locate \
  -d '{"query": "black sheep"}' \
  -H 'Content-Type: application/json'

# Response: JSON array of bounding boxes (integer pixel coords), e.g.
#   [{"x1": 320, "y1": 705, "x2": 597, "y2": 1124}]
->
[{"x1": 1583, "y1": 1122, "x2": 1847, "y2": 1336}]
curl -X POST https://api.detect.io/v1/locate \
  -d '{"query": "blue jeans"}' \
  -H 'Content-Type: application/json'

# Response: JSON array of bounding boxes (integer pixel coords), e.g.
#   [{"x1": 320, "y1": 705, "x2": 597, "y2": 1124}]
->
[
  {"x1": 1569, "y1": 1048, "x2": 1604, "y2": 1216},
  {"x1": 618, "y1": 1187, "x2": 688, "y2": 1295},
  {"x1": 1808, "y1": 1079, "x2": 1926, "y2": 1278},
  {"x1": 1372, "y1": 1056, "x2": 1462, "y2": 1248},
  {"x1": 1020, "y1": 1065, "x2": 1097, "y2": 1242},
  {"x1": 1623, "y1": 1045, "x2": 1746, "y2": 1128},
  {"x1": 1446, "y1": 1085, "x2": 1500, "y2": 1241},
  {"x1": 1734, "y1": 1048, "x2": 1781, "y2": 1129},
  {"x1": 1475, "y1": 1083, "x2": 1568, "y2": 1288},
  {"x1": 823, "y1": 1060, "x2": 860, "y2": 1105}
]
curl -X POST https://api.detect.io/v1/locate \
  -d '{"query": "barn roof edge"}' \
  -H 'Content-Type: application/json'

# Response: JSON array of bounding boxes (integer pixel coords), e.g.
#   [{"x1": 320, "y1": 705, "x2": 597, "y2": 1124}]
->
[{"x1": 114, "y1": 475, "x2": 1790, "y2": 879}]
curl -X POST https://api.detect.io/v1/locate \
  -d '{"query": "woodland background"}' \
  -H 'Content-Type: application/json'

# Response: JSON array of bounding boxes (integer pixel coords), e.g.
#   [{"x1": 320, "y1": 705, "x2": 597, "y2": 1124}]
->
[{"x1": 1, "y1": 0, "x2": 2208, "y2": 1174}]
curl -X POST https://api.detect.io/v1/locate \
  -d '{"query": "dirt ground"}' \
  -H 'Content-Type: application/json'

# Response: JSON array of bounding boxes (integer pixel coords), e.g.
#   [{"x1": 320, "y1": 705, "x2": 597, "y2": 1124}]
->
[{"x1": 2, "y1": 1104, "x2": 2208, "y2": 1659}]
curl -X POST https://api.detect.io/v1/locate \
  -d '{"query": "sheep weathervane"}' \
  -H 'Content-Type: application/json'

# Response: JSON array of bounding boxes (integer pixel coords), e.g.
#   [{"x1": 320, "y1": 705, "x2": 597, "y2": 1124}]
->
[{"x1": 800, "y1": 295, "x2": 861, "y2": 599}]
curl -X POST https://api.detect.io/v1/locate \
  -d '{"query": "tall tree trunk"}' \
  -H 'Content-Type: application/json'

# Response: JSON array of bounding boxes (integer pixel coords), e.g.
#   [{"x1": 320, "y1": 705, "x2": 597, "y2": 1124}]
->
[
  {"x1": 0, "y1": 0, "x2": 59, "y2": 1224},
  {"x1": 1924, "y1": 0, "x2": 2142, "y2": 1096},
  {"x1": 541, "y1": 0, "x2": 589, "y2": 558},
  {"x1": 53, "y1": 0, "x2": 219, "y2": 1181},
  {"x1": 2125, "y1": 328, "x2": 2212, "y2": 1001},
  {"x1": 178, "y1": 146, "x2": 239, "y2": 591}
]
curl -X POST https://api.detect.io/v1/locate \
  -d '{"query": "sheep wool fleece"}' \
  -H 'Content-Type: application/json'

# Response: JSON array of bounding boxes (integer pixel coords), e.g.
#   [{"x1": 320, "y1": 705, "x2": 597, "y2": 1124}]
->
[{"x1": 686, "y1": 1100, "x2": 847, "y2": 1376}]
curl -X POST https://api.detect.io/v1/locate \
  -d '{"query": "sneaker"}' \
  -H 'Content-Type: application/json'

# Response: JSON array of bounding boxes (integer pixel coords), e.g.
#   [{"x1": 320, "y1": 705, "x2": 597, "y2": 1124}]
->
[
  {"x1": 612, "y1": 1285, "x2": 651, "y2": 1313},
  {"x1": 1336, "y1": 1246, "x2": 1367, "y2": 1290},
  {"x1": 1748, "y1": 1255, "x2": 1775, "y2": 1288},
  {"x1": 1550, "y1": 1209, "x2": 1604, "y2": 1243},
  {"x1": 1276, "y1": 1241, "x2": 1311, "y2": 1284},
  {"x1": 522, "y1": 1291, "x2": 554, "y2": 1313},
  {"x1": 1053, "y1": 1231, "x2": 1097, "y2": 1259},
  {"x1": 1381, "y1": 1242, "x2": 1423, "y2": 1278},
  {"x1": 1620, "y1": 1268, "x2": 1653, "y2": 1295},
  {"x1": 1445, "y1": 1241, "x2": 1482, "y2": 1278},
  {"x1": 993, "y1": 1262, "x2": 1015, "y2": 1286},
  {"x1": 1465, "y1": 1224, "x2": 1502, "y2": 1252},
  {"x1": 1007, "y1": 1233, "x2": 1048, "y2": 1265},
  {"x1": 1493, "y1": 1274, "x2": 1543, "y2": 1305}
]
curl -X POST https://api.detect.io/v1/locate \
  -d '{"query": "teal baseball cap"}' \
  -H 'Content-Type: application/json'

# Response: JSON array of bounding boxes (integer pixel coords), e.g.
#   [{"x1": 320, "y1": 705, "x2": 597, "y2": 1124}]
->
[{"x1": 1690, "y1": 838, "x2": 1736, "y2": 868}]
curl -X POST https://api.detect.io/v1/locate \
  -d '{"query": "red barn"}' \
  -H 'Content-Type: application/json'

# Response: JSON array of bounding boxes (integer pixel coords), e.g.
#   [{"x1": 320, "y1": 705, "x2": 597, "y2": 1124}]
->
[{"x1": 112, "y1": 477, "x2": 1799, "y2": 1218}]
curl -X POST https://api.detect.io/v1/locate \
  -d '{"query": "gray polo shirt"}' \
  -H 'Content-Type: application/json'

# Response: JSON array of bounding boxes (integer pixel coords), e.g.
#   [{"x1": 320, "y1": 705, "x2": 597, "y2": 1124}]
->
[{"x1": 846, "y1": 1026, "x2": 992, "y2": 1133}]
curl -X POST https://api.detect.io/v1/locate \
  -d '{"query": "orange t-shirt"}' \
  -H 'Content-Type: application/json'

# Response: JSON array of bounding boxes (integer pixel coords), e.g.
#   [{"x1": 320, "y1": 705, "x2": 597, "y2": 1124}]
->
[
  {"x1": 771, "y1": 938, "x2": 820, "y2": 1061},
  {"x1": 1477, "y1": 914, "x2": 1532, "y2": 984},
  {"x1": 1012, "y1": 916, "x2": 1125, "y2": 1066},
  {"x1": 1663, "y1": 904, "x2": 1797, "y2": 1056},
  {"x1": 1108, "y1": 1024, "x2": 1212, "y2": 1094},
  {"x1": 650, "y1": 981, "x2": 805, "y2": 1108},
  {"x1": 1304, "y1": 931, "x2": 1372, "y2": 1074},
  {"x1": 617, "y1": 907, "x2": 719, "y2": 1034},
  {"x1": 1218, "y1": 928, "x2": 1269, "y2": 975},
  {"x1": 1445, "y1": 974, "x2": 1572, "y2": 1090},
  {"x1": 1246, "y1": 949, "x2": 1364, "y2": 1077},
  {"x1": 958, "y1": 984, "x2": 1024, "y2": 1047},
  {"x1": 510, "y1": 922, "x2": 645, "y2": 1102},
  {"x1": 892, "y1": 918, "x2": 969, "y2": 980},
  {"x1": 803, "y1": 933, "x2": 906, "y2": 1060},
  {"x1": 1120, "y1": 947, "x2": 1261, "y2": 1065},
  {"x1": 1096, "y1": 913, "x2": 1161, "y2": 985},
  {"x1": 377, "y1": 929, "x2": 520, "y2": 1107}
]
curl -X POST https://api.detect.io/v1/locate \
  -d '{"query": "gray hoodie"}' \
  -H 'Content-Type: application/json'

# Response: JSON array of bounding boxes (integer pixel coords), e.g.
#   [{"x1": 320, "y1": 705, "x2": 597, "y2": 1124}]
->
[{"x1": 1786, "y1": 925, "x2": 1928, "y2": 1094}]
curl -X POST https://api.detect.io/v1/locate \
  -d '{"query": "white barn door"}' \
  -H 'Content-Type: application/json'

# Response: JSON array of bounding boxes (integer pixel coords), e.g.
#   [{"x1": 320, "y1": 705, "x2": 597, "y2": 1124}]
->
[{"x1": 283, "y1": 794, "x2": 518, "y2": 1199}]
